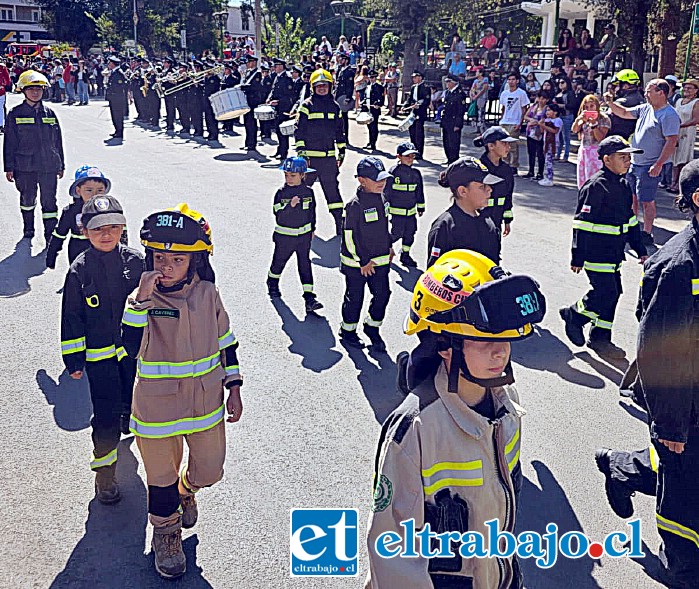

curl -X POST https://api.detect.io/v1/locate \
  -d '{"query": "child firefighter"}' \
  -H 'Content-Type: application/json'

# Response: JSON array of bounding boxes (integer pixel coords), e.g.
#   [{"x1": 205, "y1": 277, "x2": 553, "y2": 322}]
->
[{"x1": 121, "y1": 203, "x2": 242, "y2": 580}]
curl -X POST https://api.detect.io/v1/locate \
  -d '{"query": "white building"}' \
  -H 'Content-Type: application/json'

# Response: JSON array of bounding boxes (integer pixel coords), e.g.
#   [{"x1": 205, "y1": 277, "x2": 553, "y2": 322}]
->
[
  {"x1": 521, "y1": 0, "x2": 608, "y2": 46},
  {"x1": 0, "y1": 0, "x2": 46, "y2": 44},
  {"x1": 225, "y1": 6, "x2": 254, "y2": 39}
]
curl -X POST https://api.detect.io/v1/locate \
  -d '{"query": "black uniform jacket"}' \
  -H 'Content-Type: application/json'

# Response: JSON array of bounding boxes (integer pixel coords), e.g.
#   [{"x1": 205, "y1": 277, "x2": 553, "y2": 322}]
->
[
  {"x1": 105, "y1": 68, "x2": 127, "y2": 102},
  {"x1": 571, "y1": 167, "x2": 646, "y2": 268},
  {"x1": 295, "y1": 94, "x2": 347, "y2": 158},
  {"x1": 204, "y1": 74, "x2": 221, "y2": 97},
  {"x1": 404, "y1": 82, "x2": 430, "y2": 121},
  {"x1": 60, "y1": 244, "x2": 144, "y2": 374},
  {"x1": 341, "y1": 188, "x2": 392, "y2": 271},
  {"x1": 385, "y1": 163, "x2": 425, "y2": 214},
  {"x1": 3, "y1": 100, "x2": 64, "y2": 173},
  {"x1": 427, "y1": 203, "x2": 500, "y2": 268},
  {"x1": 635, "y1": 217, "x2": 699, "y2": 442},
  {"x1": 481, "y1": 152, "x2": 514, "y2": 227},
  {"x1": 335, "y1": 65, "x2": 356, "y2": 100},
  {"x1": 273, "y1": 183, "x2": 317, "y2": 236},
  {"x1": 364, "y1": 82, "x2": 385, "y2": 112},
  {"x1": 268, "y1": 70, "x2": 296, "y2": 116},
  {"x1": 222, "y1": 71, "x2": 241, "y2": 89},
  {"x1": 240, "y1": 68, "x2": 265, "y2": 108},
  {"x1": 440, "y1": 86, "x2": 466, "y2": 129},
  {"x1": 609, "y1": 90, "x2": 644, "y2": 141}
]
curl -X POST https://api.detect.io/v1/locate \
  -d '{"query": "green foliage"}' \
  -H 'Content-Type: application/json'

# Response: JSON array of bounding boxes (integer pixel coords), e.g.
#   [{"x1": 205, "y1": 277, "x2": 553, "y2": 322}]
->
[
  {"x1": 85, "y1": 12, "x2": 118, "y2": 47},
  {"x1": 263, "y1": 13, "x2": 317, "y2": 61},
  {"x1": 380, "y1": 32, "x2": 401, "y2": 57}
]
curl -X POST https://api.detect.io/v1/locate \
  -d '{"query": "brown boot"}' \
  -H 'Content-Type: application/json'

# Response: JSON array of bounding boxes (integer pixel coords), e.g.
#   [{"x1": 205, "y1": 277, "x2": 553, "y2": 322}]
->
[
  {"x1": 94, "y1": 469, "x2": 121, "y2": 505},
  {"x1": 152, "y1": 520, "x2": 186, "y2": 579},
  {"x1": 180, "y1": 493, "x2": 198, "y2": 529}
]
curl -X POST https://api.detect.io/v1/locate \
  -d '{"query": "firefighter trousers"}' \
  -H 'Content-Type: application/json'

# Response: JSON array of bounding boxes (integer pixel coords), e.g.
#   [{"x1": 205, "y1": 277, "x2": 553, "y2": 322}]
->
[
  {"x1": 442, "y1": 125, "x2": 462, "y2": 164},
  {"x1": 15, "y1": 170, "x2": 58, "y2": 238},
  {"x1": 268, "y1": 233, "x2": 313, "y2": 293},
  {"x1": 341, "y1": 265, "x2": 391, "y2": 332},
  {"x1": 609, "y1": 430, "x2": 699, "y2": 586},
  {"x1": 390, "y1": 215, "x2": 418, "y2": 253},
  {"x1": 85, "y1": 356, "x2": 136, "y2": 473},
  {"x1": 367, "y1": 108, "x2": 380, "y2": 148},
  {"x1": 308, "y1": 156, "x2": 343, "y2": 233},
  {"x1": 137, "y1": 421, "x2": 225, "y2": 526},
  {"x1": 571, "y1": 267, "x2": 622, "y2": 341}
]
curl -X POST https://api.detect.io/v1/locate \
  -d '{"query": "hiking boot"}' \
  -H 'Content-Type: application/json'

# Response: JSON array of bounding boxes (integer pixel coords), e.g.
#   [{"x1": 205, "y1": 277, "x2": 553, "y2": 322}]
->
[
  {"x1": 120, "y1": 413, "x2": 131, "y2": 435},
  {"x1": 363, "y1": 324, "x2": 386, "y2": 353},
  {"x1": 559, "y1": 307, "x2": 585, "y2": 347},
  {"x1": 266, "y1": 279, "x2": 281, "y2": 299},
  {"x1": 304, "y1": 294, "x2": 323, "y2": 313},
  {"x1": 400, "y1": 252, "x2": 418, "y2": 267},
  {"x1": 152, "y1": 521, "x2": 186, "y2": 579},
  {"x1": 587, "y1": 339, "x2": 626, "y2": 359},
  {"x1": 339, "y1": 328, "x2": 364, "y2": 349},
  {"x1": 180, "y1": 494, "x2": 198, "y2": 529},
  {"x1": 595, "y1": 448, "x2": 634, "y2": 518},
  {"x1": 95, "y1": 469, "x2": 121, "y2": 505}
]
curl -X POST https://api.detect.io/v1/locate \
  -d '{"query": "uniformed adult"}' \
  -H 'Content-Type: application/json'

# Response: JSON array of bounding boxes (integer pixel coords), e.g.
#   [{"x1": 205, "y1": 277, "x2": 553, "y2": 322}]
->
[
  {"x1": 607, "y1": 69, "x2": 644, "y2": 141},
  {"x1": 295, "y1": 68, "x2": 348, "y2": 235},
  {"x1": 144, "y1": 63, "x2": 161, "y2": 128},
  {"x1": 3, "y1": 70, "x2": 64, "y2": 241},
  {"x1": 267, "y1": 58, "x2": 296, "y2": 160},
  {"x1": 594, "y1": 159, "x2": 699, "y2": 589},
  {"x1": 427, "y1": 157, "x2": 502, "y2": 268},
  {"x1": 203, "y1": 59, "x2": 221, "y2": 143},
  {"x1": 363, "y1": 70, "x2": 384, "y2": 152},
  {"x1": 402, "y1": 70, "x2": 430, "y2": 158},
  {"x1": 130, "y1": 58, "x2": 144, "y2": 122},
  {"x1": 559, "y1": 136, "x2": 648, "y2": 358},
  {"x1": 105, "y1": 56, "x2": 127, "y2": 140},
  {"x1": 161, "y1": 57, "x2": 178, "y2": 133},
  {"x1": 220, "y1": 61, "x2": 241, "y2": 134},
  {"x1": 440, "y1": 74, "x2": 466, "y2": 164},
  {"x1": 259, "y1": 63, "x2": 274, "y2": 139},
  {"x1": 334, "y1": 52, "x2": 355, "y2": 143},
  {"x1": 240, "y1": 55, "x2": 265, "y2": 151},
  {"x1": 189, "y1": 60, "x2": 206, "y2": 139},
  {"x1": 175, "y1": 62, "x2": 192, "y2": 136},
  {"x1": 290, "y1": 65, "x2": 303, "y2": 102}
]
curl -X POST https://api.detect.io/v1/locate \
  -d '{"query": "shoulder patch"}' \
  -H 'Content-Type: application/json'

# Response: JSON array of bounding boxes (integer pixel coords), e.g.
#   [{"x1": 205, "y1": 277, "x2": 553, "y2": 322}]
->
[{"x1": 371, "y1": 474, "x2": 393, "y2": 512}]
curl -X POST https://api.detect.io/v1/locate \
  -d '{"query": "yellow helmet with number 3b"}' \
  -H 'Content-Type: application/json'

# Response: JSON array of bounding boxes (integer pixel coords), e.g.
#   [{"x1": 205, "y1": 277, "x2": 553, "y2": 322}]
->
[
  {"x1": 310, "y1": 69, "x2": 333, "y2": 87},
  {"x1": 16, "y1": 70, "x2": 50, "y2": 90}
]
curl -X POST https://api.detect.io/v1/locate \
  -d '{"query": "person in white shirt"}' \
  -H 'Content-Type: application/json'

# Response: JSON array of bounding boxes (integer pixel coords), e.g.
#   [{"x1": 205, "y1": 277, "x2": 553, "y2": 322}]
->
[
  {"x1": 498, "y1": 71, "x2": 530, "y2": 170},
  {"x1": 319, "y1": 36, "x2": 333, "y2": 55}
]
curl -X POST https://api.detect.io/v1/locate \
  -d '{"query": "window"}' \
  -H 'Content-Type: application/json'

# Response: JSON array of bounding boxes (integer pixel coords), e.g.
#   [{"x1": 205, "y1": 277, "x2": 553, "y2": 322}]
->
[
  {"x1": 0, "y1": 7, "x2": 14, "y2": 21},
  {"x1": 32, "y1": 10, "x2": 40, "y2": 22}
]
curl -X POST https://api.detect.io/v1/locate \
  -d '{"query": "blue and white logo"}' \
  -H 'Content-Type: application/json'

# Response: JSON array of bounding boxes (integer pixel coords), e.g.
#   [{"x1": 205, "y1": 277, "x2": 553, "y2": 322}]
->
[{"x1": 290, "y1": 508, "x2": 358, "y2": 577}]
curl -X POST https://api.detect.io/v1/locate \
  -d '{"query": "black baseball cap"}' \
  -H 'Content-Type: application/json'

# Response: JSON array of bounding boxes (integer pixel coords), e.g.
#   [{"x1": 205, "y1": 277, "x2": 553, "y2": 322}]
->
[
  {"x1": 356, "y1": 156, "x2": 392, "y2": 181},
  {"x1": 397, "y1": 142, "x2": 419, "y2": 156},
  {"x1": 272, "y1": 58, "x2": 286, "y2": 66},
  {"x1": 81, "y1": 195, "x2": 126, "y2": 229},
  {"x1": 680, "y1": 159, "x2": 699, "y2": 200},
  {"x1": 411, "y1": 70, "x2": 423, "y2": 77},
  {"x1": 438, "y1": 157, "x2": 503, "y2": 190},
  {"x1": 598, "y1": 135, "x2": 644, "y2": 158},
  {"x1": 445, "y1": 73, "x2": 460, "y2": 83},
  {"x1": 481, "y1": 125, "x2": 518, "y2": 144}
]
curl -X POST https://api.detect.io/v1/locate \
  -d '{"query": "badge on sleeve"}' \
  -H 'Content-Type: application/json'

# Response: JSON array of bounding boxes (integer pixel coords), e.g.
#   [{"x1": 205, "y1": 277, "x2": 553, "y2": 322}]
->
[
  {"x1": 581, "y1": 205, "x2": 591, "y2": 213},
  {"x1": 371, "y1": 475, "x2": 393, "y2": 512}
]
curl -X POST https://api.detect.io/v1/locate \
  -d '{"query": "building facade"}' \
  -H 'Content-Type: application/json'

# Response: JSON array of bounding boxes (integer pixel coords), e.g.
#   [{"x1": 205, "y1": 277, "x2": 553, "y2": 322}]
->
[{"x1": 0, "y1": 0, "x2": 47, "y2": 44}]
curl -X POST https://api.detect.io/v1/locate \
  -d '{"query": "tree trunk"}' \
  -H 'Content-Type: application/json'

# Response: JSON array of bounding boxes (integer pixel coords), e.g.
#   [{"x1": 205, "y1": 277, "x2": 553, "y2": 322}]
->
[
  {"x1": 657, "y1": 4, "x2": 680, "y2": 76},
  {"x1": 402, "y1": 34, "x2": 421, "y2": 93},
  {"x1": 630, "y1": 7, "x2": 648, "y2": 75}
]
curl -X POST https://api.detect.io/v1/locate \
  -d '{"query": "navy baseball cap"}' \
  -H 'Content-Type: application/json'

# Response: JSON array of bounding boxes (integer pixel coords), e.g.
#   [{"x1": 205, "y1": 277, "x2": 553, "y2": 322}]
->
[
  {"x1": 481, "y1": 126, "x2": 518, "y2": 144},
  {"x1": 81, "y1": 195, "x2": 126, "y2": 229},
  {"x1": 397, "y1": 142, "x2": 419, "y2": 156},
  {"x1": 438, "y1": 157, "x2": 503, "y2": 190},
  {"x1": 356, "y1": 156, "x2": 392, "y2": 181},
  {"x1": 598, "y1": 136, "x2": 643, "y2": 158},
  {"x1": 680, "y1": 159, "x2": 699, "y2": 200}
]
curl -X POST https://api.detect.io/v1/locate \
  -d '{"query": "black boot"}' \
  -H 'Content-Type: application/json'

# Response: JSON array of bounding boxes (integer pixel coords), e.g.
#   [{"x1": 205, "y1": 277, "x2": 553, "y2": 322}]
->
[
  {"x1": 303, "y1": 293, "x2": 323, "y2": 313},
  {"x1": 332, "y1": 209, "x2": 343, "y2": 236},
  {"x1": 267, "y1": 278, "x2": 281, "y2": 298},
  {"x1": 43, "y1": 217, "x2": 58, "y2": 244},
  {"x1": 595, "y1": 448, "x2": 634, "y2": 518},
  {"x1": 400, "y1": 251, "x2": 418, "y2": 267},
  {"x1": 21, "y1": 210, "x2": 35, "y2": 239},
  {"x1": 559, "y1": 306, "x2": 586, "y2": 347},
  {"x1": 363, "y1": 324, "x2": 386, "y2": 352},
  {"x1": 339, "y1": 328, "x2": 364, "y2": 348}
]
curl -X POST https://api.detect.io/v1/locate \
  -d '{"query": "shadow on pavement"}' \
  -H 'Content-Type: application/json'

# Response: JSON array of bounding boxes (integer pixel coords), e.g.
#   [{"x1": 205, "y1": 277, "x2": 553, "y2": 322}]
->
[
  {"x1": 37, "y1": 368, "x2": 92, "y2": 432},
  {"x1": 214, "y1": 152, "x2": 269, "y2": 163},
  {"x1": 343, "y1": 344, "x2": 404, "y2": 423},
  {"x1": 271, "y1": 298, "x2": 342, "y2": 373},
  {"x1": 391, "y1": 263, "x2": 422, "y2": 293},
  {"x1": 50, "y1": 438, "x2": 213, "y2": 589},
  {"x1": 635, "y1": 540, "x2": 668, "y2": 587},
  {"x1": 310, "y1": 236, "x2": 340, "y2": 269},
  {"x1": 511, "y1": 328, "x2": 606, "y2": 389},
  {"x1": 574, "y1": 351, "x2": 628, "y2": 386},
  {"x1": 517, "y1": 460, "x2": 602, "y2": 589},
  {"x1": 0, "y1": 238, "x2": 47, "y2": 298},
  {"x1": 618, "y1": 400, "x2": 649, "y2": 425}
]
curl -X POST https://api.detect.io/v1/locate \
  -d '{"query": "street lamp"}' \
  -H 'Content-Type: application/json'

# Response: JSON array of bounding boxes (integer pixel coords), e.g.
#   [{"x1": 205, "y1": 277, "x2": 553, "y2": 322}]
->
[
  {"x1": 330, "y1": 0, "x2": 355, "y2": 37},
  {"x1": 213, "y1": 10, "x2": 228, "y2": 58}
]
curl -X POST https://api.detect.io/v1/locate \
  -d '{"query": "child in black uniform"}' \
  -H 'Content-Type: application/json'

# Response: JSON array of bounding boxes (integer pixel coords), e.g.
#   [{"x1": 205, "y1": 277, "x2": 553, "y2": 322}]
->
[
  {"x1": 385, "y1": 142, "x2": 425, "y2": 268},
  {"x1": 60, "y1": 195, "x2": 144, "y2": 505},
  {"x1": 267, "y1": 156, "x2": 323, "y2": 313}
]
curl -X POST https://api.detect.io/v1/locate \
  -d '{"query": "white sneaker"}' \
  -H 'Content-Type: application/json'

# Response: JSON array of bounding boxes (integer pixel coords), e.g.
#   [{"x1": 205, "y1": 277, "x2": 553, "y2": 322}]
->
[{"x1": 538, "y1": 178, "x2": 554, "y2": 186}]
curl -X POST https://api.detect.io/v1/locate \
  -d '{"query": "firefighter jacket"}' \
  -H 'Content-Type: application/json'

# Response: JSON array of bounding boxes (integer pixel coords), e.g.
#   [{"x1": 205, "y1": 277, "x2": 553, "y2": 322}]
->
[
  {"x1": 427, "y1": 204, "x2": 500, "y2": 268},
  {"x1": 481, "y1": 153, "x2": 514, "y2": 227},
  {"x1": 385, "y1": 163, "x2": 425, "y2": 216},
  {"x1": 3, "y1": 101, "x2": 64, "y2": 173},
  {"x1": 341, "y1": 188, "x2": 392, "y2": 272},
  {"x1": 273, "y1": 183, "x2": 316, "y2": 237},
  {"x1": 60, "y1": 244, "x2": 145, "y2": 375},
  {"x1": 440, "y1": 85, "x2": 466, "y2": 130},
  {"x1": 121, "y1": 275, "x2": 241, "y2": 438},
  {"x1": 105, "y1": 68, "x2": 127, "y2": 103},
  {"x1": 365, "y1": 363, "x2": 524, "y2": 589},
  {"x1": 404, "y1": 82, "x2": 430, "y2": 121},
  {"x1": 268, "y1": 70, "x2": 296, "y2": 115},
  {"x1": 634, "y1": 217, "x2": 699, "y2": 443},
  {"x1": 240, "y1": 68, "x2": 266, "y2": 108},
  {"x1": 295, "y1": 94, "x2": 347, "y2": 160},
  {"x1": 335, "y1": 65, "x2": 356, "y2": 100},
  {"x1": 570, "y1": 166, "x2": 646, "y2": 269}
]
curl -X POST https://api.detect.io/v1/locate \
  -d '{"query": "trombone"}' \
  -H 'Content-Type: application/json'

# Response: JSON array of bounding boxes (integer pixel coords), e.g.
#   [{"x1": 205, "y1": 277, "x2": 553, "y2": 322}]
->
[{"x1": 162, "y1": 64, "x2": 223, "y2": 96}]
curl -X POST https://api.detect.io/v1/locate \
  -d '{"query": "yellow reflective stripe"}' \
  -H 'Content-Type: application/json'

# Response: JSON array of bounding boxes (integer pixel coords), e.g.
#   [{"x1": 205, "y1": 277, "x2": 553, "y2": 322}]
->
[
  {"x1": 328, "y1": 112, "x2": 336, "y2": 119},
  {"x1": 304, "y1": 150, "x2": 334, "y2": 157},
  {"x1": 137, "y1": 351, "x2": 221, "y2": 379},
  {"x1": 365, "y1": 315, "x2": 383, "y2": 327},
  {"x1": 225, "y1": 364, "x2": 240, "y2": 377},
  {"x1": 392, "y1": 183, "x2": 418, "y2": 192},
  {"x1": 487, "y1": 197, "x2": 506, "y2": 206},
  {"x1": 388, "y1": 206, "x2": 418, "y2": 216},
  {"x1": 295, "y1": 140, "x2": 306, "y2": 148},
  {"x1": 52, "y1": 230, "x2": 67, "y2": 239},
  {"x1": 218, "y1": 329, "x2": 237, "y2": 350},
  {"x1": 20, "y1": 204, "x2": 35, "y2": 211},
  {"x1": 274, "y1": 223, "x2": 312, "y2": 236},
  {"x1": 328, "y1": 202, "x2": 344, "y2": 210},
  {"x1": 307, "y1": 112, "x2": 325, "y2": 119},
  {"x1": 487, "y1": 198, "x2": 494, "y2": 207},
  {"x1": 422, "y1": 461, "x2": 481, "y2": 478},
  {"x1": 572, "y1": 220, "x2": 621, "y2": 235},
  {"x1": 422, "y1": 460, "x2": 484, "y2": 495},
  {"x1": 692, "y1": 278, "x2": 699, "y2": 296},
  {"x1": 345, "y1": 229, "x2": 359, "y2": 259},
  {"x1": 71, "y1": 233, "x2": 89, "y2": 239},
  {"x1": 61, "y1": 336, "x2": 86, "y2": 355},
  {"x1": 372, "y1": 255, "x2": 391, "y2": 266},
  {"x1": 576, "y1": 299, "x2": 598, "y2": 320},
  {"x1": 650, "y1": 445, "x2": 659, "y2": 473},
  {"x1": 42, "y1": 212, "x2": 58, "y2": 219},
  {"x1": 122, "y1": 307, "x2": 148, "y2": 328},
  {"x1": 129, "y1": 404, "x2": 225, "y2": 439},
  {"x1": 595, "y1": 319, "x2": 613, "y2": 330},
  {"x1": 340, "y1": 254, "x2": 361, "y2": 267},
  {"x1": 85, "y1": 345, "x2": 120, "y2": 362},
  {"x1": 622, "y1": 215, "x2": 639, "y2": 232},
  {"x1": 503, "y1": 210, "x2": 514, "y2": 220},
  {"x1": 336, "y1": 142, "x2": 346, "y2": 149},
  {"x1": 42, "y1": 117, "x2": 57, "y2": 124},
  {"x1": 90, "y1": 448, "x2": 117, "y2": 470},
  {"x1": 505, "y1": 428, "x2": 521, "y2": 472},
  {"x1": 583, "y1": 262, "x2": 620, "y2": 273},
  {"x1": 656, "y1": 514, "x2": 699, "y2": 548},
  {"x1": 15, "y1": 117, "x2": 35, "y2": 124},
  {"x1": 297, "y1": 106, "x2": 310, "y2": 116}
]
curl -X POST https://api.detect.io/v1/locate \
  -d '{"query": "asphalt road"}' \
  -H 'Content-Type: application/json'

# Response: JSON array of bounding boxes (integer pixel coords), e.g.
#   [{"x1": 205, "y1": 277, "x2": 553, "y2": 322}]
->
[{"x1": 0, "y1": 93, "x2": 687, "y2": 589}]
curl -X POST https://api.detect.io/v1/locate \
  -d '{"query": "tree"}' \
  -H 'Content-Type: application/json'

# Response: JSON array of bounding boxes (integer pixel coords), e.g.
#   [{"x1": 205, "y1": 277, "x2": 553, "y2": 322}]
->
[
  {"x1": 38, "y1": 0, "x2": 105, "y2": 55},
  {"x1": 380, "y1": 31, "x2": 401, "y2": 62},
  {"x1": 85, "y1": 12, "x2": 119, "y2": 49},
  {"x1": 263, "y1": 13, "x2": 316, "y2": 61}
]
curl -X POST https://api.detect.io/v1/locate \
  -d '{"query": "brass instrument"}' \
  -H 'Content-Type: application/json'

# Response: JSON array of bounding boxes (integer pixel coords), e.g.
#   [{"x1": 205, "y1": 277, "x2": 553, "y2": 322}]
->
[
  {"x1": 141, "y1": 74, "x2": 150, "y2": 97},
  {"x1": 162, "y1": 64, "x2": 223, "y2": 96}
]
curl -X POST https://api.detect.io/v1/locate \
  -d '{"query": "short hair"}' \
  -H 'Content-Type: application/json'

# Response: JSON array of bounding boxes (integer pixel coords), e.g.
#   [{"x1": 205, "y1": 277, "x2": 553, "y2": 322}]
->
[
  {"x1": 653, "y1": 79, "x2": 670, "y2": 97},
  {"x1": 507, "y1": 71, "x2": 520, "y2": 81}
]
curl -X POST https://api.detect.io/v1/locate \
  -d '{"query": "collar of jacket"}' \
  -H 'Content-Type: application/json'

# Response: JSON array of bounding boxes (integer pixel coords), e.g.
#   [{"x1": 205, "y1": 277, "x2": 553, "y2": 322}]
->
[
  {"x1": 357, "y1": 188, "x2": 382, "y2": 199},
  {"x1": 433, "y1": 363, "x2": 526, "y2": 439},
  {"x1": 601, "y1": 166, "x2": 625, "y2": 182},
  {"x1": 156, "y1": 273, "x2": 199, "y2": 297}
]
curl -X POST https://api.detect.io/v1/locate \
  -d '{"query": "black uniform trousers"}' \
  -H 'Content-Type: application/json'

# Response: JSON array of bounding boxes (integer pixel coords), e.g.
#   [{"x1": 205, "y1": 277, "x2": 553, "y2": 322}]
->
[
  {"x1": 274, "y1": 114, "x2": 290, "y2": 158},
  {"x1": 367, "y1": 107, "x2": 380, "y2": 149},
  {"x1": 109, "y1": 98, "x2": 125, "y2": 138},
  {"x1": 176, "y1": 93, "x2": 190, "y2": 132},
  {"x1": 268, "y1": 233, "x2": 313, "y2": 293},
  {"x1": 260, "y1": 118, "x2": 274, "y2": 138},
  {"x1": 85, "y1": 356, "x2": 136, "y2": 473},
  {"x1": 308, "y1": 156, "x2": 343, "y2": 233},
  {"x1": 341, "y1": 112, "x2": 350, "y2": 145},
  {"x1": 147, "y1": 94, "x2": 160, "y2": 126},
  {"x1": 390, "y1": 215, "x2": 418, "y2": 252},
  {"x1": 442, "y1": 126, "x2": 462, "y2": 164},
  {"x1": 164, "y1": 95, "x2": 176, "y2": 130},
  {"x1": 570, "y1": 267, "x2": 622, "y2": 341},
  {"x1": 409, "y1": 119, "x2": 425, "y2": 157},
  {"x1": 204, "y1": 100, "x2": 219, "y2": 141},
  {"x1": 190, "y1": 95, "x2": 204, "y2": 136},
  {"x1": 341, "y1": 265, "x2": 391, "y2": 332},
  {"x1": 609, "y1": 431, "x2": 699, "y2": 587},
  {"x1": 244, "y1": 110, "x2": 258, "y2": 149},
  {"x1": 15, "y1": 170, "x2": 58, "y2": 237}
]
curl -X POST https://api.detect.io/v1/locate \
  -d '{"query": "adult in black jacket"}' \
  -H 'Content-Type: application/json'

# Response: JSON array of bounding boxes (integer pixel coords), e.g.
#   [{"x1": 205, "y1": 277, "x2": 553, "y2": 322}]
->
[
  {"x1": 334, "y1": 52, "x2": 356, "y2": 142},
  {"x1": 440, "y1": 75, "x2": 466, "y2": 163},
  {"x1": 595, "y1": 160, "x2": 699, "y2": 589},
  {"x1": 362, "y1": 70, "x2": 384, "y2": 151},
  {"x1": 240, "y1": 55, "x2": 265, "y2": 150},
  {"x1": 188, "y1": 60, "x2": 206, "y2": 138},
  {"x1": 105, "y1": 57, "x2": 127, "y2": 140},
  {"x1": 221, "y1": 63, "x2": 241, "y2": 133},
  {"x1": 608, "y1": 79, "x2": 644, "y2": 141},
  {"x1": 477, "y1": 126, "x2": 517, "y2": 234},
  {"x1": 203, "y1": 64, "x2": 221, "y2": 142},
  {"x1": 267, "y1": 59, "x2": 296, "y2": 159},
  {"x1": 160, "y1": 58, "x2": 178, "y2": 132},
  {"x1": 402, "y1": 71, "x2": 430, "y2": 158},
  {"x1": 427, "y1": 157, "x2": 503, "y2": 268}
]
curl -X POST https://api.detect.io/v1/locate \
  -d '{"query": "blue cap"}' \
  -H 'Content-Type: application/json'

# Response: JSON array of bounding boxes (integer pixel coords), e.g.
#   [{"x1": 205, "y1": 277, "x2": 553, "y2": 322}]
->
[
  {"x1": 279, "y1": 156, "x2": 315, "y2": 174},
  {"x1": 356, "y1": 156, "x2": 391, "y2": 181},
  {"x1": 69, "y1": 165, "x2": 111, "y2": 198},
  {"x1": 397, "y1": 142, "x2": 419, "y2": 156}
]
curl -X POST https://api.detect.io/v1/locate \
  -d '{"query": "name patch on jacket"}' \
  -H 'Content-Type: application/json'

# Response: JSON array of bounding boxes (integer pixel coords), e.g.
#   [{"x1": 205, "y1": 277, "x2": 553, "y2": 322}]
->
[
  {"x1": 149, "y1": 308, "x2": 180, "y2": 319},
  {"x1": 581, "y1": 205, "x2": 591, "y2": 213},
  {"x1": 364, "y1": 208, "x2": 378, "y2": 222}
]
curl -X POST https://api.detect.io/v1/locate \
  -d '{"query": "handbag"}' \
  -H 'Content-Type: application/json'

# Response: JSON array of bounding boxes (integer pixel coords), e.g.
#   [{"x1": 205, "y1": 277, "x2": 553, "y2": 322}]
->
[{"x1": 467, "y1": 101, "x2": 477, "y2": 118}]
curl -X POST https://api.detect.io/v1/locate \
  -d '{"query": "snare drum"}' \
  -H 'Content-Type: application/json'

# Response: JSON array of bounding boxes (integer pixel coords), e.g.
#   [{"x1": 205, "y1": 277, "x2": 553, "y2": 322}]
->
[
  {"x1": 356, "y1": 112, "x2": 374, "y2": 125},
  {"x1": 397, "y1": 113, "x2": 416, "y2": 132},
  {"x1": 254, "y1": 105, "x2": 276, "y2": 121},
  {"x1": 279, "y1": 119, "x2": 297, "y2": 136},
  {"x1": 209, "y1": 87, "x2": 250, "y2": 120}
]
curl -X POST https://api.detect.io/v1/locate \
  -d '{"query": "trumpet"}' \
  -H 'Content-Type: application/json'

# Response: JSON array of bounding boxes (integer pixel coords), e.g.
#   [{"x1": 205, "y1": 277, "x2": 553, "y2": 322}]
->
[{"x1": 162, "y1": 65, "x2": 223, "y2": 96}]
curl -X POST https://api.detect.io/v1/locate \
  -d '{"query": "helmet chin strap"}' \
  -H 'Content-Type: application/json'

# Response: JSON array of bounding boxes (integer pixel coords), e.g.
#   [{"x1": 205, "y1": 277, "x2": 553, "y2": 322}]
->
[{"x1": 446, "y1": 338, "x2": 515, "y2": 394}]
